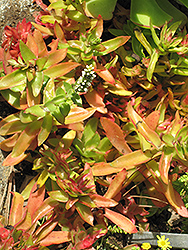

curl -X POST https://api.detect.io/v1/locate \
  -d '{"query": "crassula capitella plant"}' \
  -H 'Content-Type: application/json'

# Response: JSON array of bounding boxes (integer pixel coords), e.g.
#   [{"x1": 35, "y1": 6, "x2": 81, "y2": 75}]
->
[{"x1": 0, "y1": 0, "x2": 188, "y2": 249}]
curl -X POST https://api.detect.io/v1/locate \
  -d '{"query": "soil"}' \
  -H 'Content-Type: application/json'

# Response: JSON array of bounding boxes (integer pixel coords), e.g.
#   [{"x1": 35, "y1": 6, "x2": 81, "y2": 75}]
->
[{"x1": 0, "y1": 0, "x2": 188, "y2": 249}]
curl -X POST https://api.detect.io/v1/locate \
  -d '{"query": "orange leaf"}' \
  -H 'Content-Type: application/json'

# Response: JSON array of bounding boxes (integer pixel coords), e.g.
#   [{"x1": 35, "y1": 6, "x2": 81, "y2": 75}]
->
[
  {"x1": 43, "y1": 62, "x2": 80, "y2": 78},
  {"x1": 104, "y1": 208, "x2": 137, "y2": 233},
  {"x1": 145, "y1": 110, "x2": 160, "y2": 131},
  {"x1": 11, "y1": 119, "x2": 43, "y2": 158},
  {"x1": 3, "y1": 152, "x2": 28, "y2": 166},
  {"x1": 44, "y1": 48, "x2": 67, "y2": 68},
  {"x1": 0, "y1": 133, "x2": 19, "y2": 151},
  {"x1": 90, "y1": 194, "x2": 118, "y2": 207},
  {"x1": 27, "y1": 183, "x2": 45, "y2": 220},
  {"x1": 16, "y1": 210, "x2": 32, "y2": 231},
  {"x1": 100, "y1": 117, "x2": 132, "y2": 154},
  {"x1": 104, "y1": 169, "x2": 127, "y2": 199},
  {"x1": 95, "y1": 63, "x2": 115, "y2": 84},
  {"x1": 111, "y1": 150, "x2": 153, "y2": 169},
  {"x1": 40, "y1": 231, "x2": 71, "y2": 246},
  {"x1": 26, "y1": 33, "x2": 38, "y2": 57},
  {"x1": 85, "y1": 90, "x2": 107, "y2": 114},
  {"x1": 127, "y1": 102, "x2": 162, "y2": 148},
  {"x1": 159, "y1": 150, "x2": 173, "y2": 184},
  {"x1": 33, "y1": 29, "x2": 48, "y2": 56},
  {"x1": 32, "y1": 197, "x2": 59, "y2": 224},
  {"x1": 164, "y1": 177, "x2": 188, "y2": 217},
  {"x1": 9, "y1": 192, "x2": 24, "y2": 226},
  {"x1": 92, "y1": 162, "x2": 124, "y2": 176},
  {"x1": 65, "y1": 107, "x2": 96, "y2": 124}
]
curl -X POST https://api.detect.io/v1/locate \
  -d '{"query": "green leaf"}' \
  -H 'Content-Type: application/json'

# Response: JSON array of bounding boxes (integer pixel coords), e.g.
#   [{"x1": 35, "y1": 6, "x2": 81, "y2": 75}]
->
[
  {"x1": 147, "y1": 49, "x2": 159, "y2": 81},
  {"x1": 97, "y1": 36, "x2": 130, "y2": 56},
  {"x1": 43, "y1": 62, "x2": 80, "y2": 78},
  {"x1": 75, "y1": 202, "x2": 94, "y2": 226},
  {"x1": 38, "y1": 114, "x2": 53, "y2": 146},
  {"x1": 19, "y1": 110, "x2": 38, "y2": 123},
  {"x1": 30, "y1": 71, "x2": 43, "y2": 97},
  {"x1": 19, "y1": 40, "x2": 36, "y2": 63},
  {"x1": 162, "y1": 134, "x2": 174, "y2": 147},
  {"x1": 0, "y1": 120, "x2": 27, "y2": 136},
  {"x1": 0, "y1": 69, "x2": 26, "y2": 90},
  {"x1": 85, "y1": 132, "x2": 100, "y2": 150},
  {"x1": 0, "y1": 89, "x2": 21, "y2": 108},
  {"x1": 25, "y1": 105, "x2": 46, "y2": 117},
  {"x1": 97, "y1": 137, "x2": 112, "y2": 153},
  {"x1": 48, "y1": 190, "x2": 69, "y2": 202},
  {"x1": 59, "y1": 102, "x2": 70, "y2": 117},
  {"x1": 134, "y1": 28, "x2": 153, "y2": 55},
  {"x1": 178, "y1": 0, "x2": 188, "y2": 8},
  {"x1": 82, "y1": 117, "x2": 98, "y2": 144}
]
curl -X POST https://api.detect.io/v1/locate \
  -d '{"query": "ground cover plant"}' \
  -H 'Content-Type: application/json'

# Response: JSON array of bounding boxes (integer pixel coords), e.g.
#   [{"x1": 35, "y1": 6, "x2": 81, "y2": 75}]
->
[{"x1": 0, "y1": 0, "x2": 188, "y2": 249}]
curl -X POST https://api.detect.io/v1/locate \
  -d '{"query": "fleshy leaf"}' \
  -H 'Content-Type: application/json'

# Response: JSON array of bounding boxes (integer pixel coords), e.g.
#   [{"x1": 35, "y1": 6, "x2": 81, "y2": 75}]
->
[
  {"x1": 97, "y1": 36, "x2": 131, "y2": 55},
  {"x1": 127, "y1": 102, "x2": 162, "y2": 148},
  {"x1": 11, "y1": 119, "x2": 43, "y2": 157},
  {"x1": 0, "y1": 69, "x2": 26, "y2": 90},
  {"x1": 44, "y1": 48, "x2": 67, "y2": 68},
  {"x1": 159, "y1": 148, "x2": 174, "y2": 184},
  {"x1": 32, "y1": 197, "x2": 59, "y2": 224},
  {"x1": 30, "y1": 71, "x2": 43, "y2": 97},
  {"x1": 19, "y1": 40, "x2": 36, "y2": 63},
  {"x1": 38, "y1": 114, "x2": 53, "y2": 146},
  {"x1": 43, "y1": 62, "x2": 80, "y2": 78},
  {"x1": 100, "y1": 117, "x2": 132, "y2": 155},
  {"x1": 75, "y1": 202, "x2": 94, "y2": 226},
  {"x1": 164, "y1": 177, "x2": 188, "y2": 217},
  {"x1": 85, "y1": 90, "x2": 107, "y2": 114},
  {"x1": 104, "y1": 169, "x2": 127, "y2": 199},
  {"x1": 145, "y1": 110, "x2": 160, "y2": 131},
  {"x1": 104, "y1": 208, "x2": 137, "y2": 233},
  {"x1": 40, "y1": 231, "x2": 71, "y2": 246},
  {"x1": 48, "y1": 190, "x2": 69, "y2": 202},
  {"x1": 65, "y1": 107, "x2": 96, "y2": 124},
  {"x1": 92, "y1": 162, "x2": 123, "y2": 176},
  {"x1": 90, "y1": 194, "x2": 118, "y2": 207},
  {"x1": 111, "y1": 149, "x2": 154, "y2": 169},
  {"x1": 9, "y1": 192, "x2": 24, "y2": 226},
  {"x1": 27, "y1": 183, "x2": 45, "y2": 220}
]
